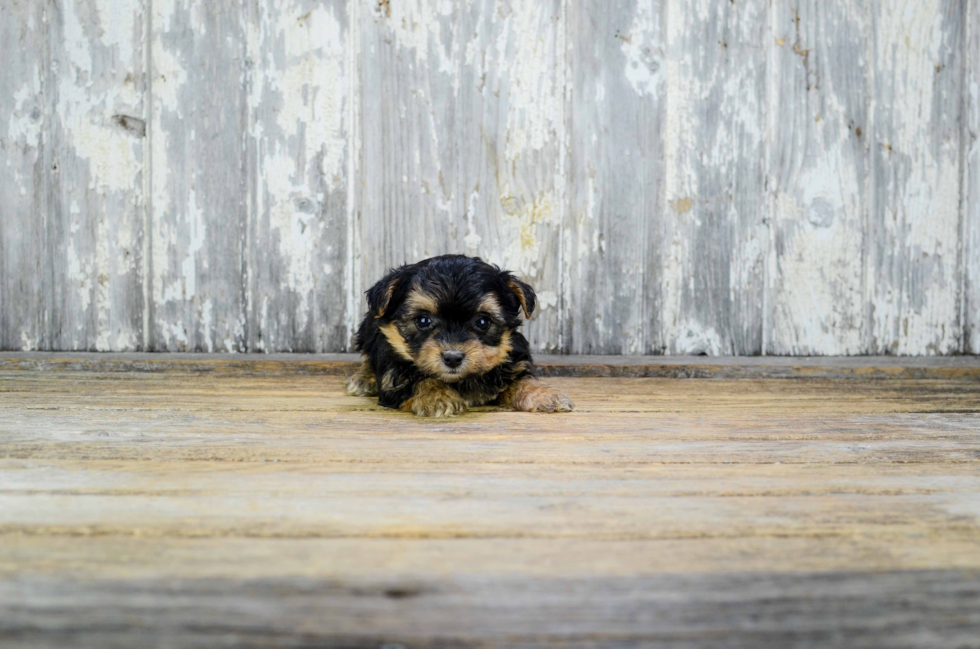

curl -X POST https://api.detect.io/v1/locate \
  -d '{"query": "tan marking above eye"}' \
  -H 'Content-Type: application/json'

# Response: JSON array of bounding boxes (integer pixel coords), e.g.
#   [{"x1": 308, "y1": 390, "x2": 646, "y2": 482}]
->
[
  {"x1": 477, "y1": 294, "x2": 504, "y2": 321},
  {"x1": 404, "y1": 288, "x2": 439, "y2": 315}
]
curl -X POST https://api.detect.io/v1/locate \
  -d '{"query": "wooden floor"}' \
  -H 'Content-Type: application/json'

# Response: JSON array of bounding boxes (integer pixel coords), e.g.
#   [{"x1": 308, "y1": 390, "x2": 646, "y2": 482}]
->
[{"x1": 2, "y1": 356, "x2": 980, "y2": 648}]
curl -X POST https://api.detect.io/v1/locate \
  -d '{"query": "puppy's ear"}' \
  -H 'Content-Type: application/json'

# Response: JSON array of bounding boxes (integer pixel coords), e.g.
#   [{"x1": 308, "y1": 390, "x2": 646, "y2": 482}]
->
[
  {"x1": 366, "y1": 269, "x2": 405, "y2": 318},
  {"x1": 505, "y1": 275, "x2": 536, "y2": 319}
]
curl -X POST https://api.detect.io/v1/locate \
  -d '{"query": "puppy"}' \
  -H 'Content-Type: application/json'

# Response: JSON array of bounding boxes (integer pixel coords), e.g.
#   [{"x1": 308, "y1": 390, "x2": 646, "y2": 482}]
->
[{"x1": 347, "y1": 255, "x2": 573, "y2": 417}]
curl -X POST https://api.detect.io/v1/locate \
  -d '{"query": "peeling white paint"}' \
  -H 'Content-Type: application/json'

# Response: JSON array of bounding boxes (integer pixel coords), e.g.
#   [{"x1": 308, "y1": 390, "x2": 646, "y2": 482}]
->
[
  {"x1": 382, "y1": 0, "x2": 455, "y2": 75},
  {"x1": 200, "y1": 299, "x2": 214, "y2": 353},
  {"x1": 20, "y1": 331, "x2": 38, "y2": 352},
  {"x1": 492, "y1": 191, "x2": 557, "y2": 278},
  {"x1": 94, "y1": 0, "x2": 136, "y2": 66},
  {"x1": 674, "y1": 322, "x2": 723, "y2": 356},
  {"x1": 68, "y1": 120, "x2": 141, "y2": 192},
  {"x1": 270, "y1": 4, "x2": 346, "y2": 186},
  {"x1": 771, "y1": 141, "x2": 865, "y2": 355},
  {"x1": 180, "y1": 187, "x2": 206, "y2": 300},
  {"x1": 872, "y1": 0, "x2": 962, "y2": 355},
  {"x1": 621, "y1": 0, "x2": 663, "y2": 97},
  {"x1": 7, "y1": 84, "x2": 42, "y2": 150},
  {"x1": 498, "y1": 1, "x2": 562, "y2": 162},
  {"x1": 537, "y1": 290, "x2": 558, "y2": 311}
]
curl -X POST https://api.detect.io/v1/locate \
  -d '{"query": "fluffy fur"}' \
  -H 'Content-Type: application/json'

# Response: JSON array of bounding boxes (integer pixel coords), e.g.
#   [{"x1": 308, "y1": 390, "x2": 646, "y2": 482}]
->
[{"x1": 348, "y1": 255, "x2": 573, "y2": 417}]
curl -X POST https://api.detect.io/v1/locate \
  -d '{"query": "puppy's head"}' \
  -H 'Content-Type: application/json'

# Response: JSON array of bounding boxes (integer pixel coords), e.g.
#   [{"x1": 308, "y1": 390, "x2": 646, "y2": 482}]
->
[{"x1": 367, "y1": 255, "x2": 535, "y2": 383}]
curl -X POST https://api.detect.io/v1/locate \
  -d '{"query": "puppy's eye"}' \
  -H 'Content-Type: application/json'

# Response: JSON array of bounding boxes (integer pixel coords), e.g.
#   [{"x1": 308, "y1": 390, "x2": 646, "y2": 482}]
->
[
  {"x1": 474, "y1": 315, "x2": 491, "y2": 332},
  {"x1": 415, "y1": 314, "x2": 434, "y2": 330}
]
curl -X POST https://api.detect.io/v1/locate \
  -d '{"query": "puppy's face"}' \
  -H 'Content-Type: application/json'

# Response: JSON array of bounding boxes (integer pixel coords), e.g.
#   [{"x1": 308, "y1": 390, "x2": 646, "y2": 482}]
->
[{"x1": 367, "y1": 256, "x2": 535, "y2": 383}]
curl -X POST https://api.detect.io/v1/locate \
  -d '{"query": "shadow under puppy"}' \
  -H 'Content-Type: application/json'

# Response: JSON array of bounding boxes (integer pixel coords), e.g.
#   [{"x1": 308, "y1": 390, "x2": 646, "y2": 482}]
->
[{"x1": 347, "y1": 255, "x2": 573, "y2": 417}]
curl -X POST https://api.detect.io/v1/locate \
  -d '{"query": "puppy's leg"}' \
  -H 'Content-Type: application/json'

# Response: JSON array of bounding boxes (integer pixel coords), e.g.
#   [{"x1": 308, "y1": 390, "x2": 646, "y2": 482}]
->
[
  {"x1": 346, "y1": 357, "x2": 378, "y2": 397},
  {"x1": 400, "y1": 378, "x2": 467, "y2": 418},
  {"x1": 499, "y1": 376, "x2": 573, "y2": 413}
]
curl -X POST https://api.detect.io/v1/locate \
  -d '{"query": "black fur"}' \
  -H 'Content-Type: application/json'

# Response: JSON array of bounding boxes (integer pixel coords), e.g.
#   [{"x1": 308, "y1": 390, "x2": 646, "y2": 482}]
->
[{"x1": 355, "y1": 255, "x2": 536, "y2": 410}]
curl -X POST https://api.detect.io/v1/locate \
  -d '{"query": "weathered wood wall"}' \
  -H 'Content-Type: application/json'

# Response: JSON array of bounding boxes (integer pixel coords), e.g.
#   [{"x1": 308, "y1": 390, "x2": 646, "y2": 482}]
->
[{"x1": 1, "y1": 0, "x2": 978, "y2": 355}]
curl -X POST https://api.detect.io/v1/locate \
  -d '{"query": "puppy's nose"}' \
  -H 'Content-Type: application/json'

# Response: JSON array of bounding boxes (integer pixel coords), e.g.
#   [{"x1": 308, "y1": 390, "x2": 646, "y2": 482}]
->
[{"x1": 441, "y1": 350, "x2": 465, "y2": 369}]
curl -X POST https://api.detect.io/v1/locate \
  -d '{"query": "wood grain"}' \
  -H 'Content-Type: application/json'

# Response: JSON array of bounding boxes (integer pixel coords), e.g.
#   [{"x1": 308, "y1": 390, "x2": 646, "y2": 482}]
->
[
  {"x1": 0, "y1": 1, "x2": 46, "y2": 351},
  {"x1": 44, "y1": 0, "x2": 147, "y2": 352},
  {"x1": 566, "y1": 0, "x2": 664, "y2": 354},
  {"x1": 767, "y1": 0, "x2": 870, "y2": 354},
  {"x1": 661, "y1": 0, "x2": 769, "y2": 355},
  {"x1": 244, "y1": 0, "x2": 350, "y2": 352},
  {"x1": 966, "y1": 0, "x2": 980, "y2": 354},
  {"x1": 869, "y1": 0, "x2": 965, "y2": 354},
  {"x1": 2, "y1": 368, "x2": 980, "y2": 645},
  {"x1": 149, "y1": 0, "x2": 247, "y2": 352}
]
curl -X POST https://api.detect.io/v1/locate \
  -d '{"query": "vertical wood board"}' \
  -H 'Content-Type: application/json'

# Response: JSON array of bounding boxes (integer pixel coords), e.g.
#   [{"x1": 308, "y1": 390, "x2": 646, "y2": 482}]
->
[
  {"x1": 245, "y1": 0, "x2": 349, "y2": 352},
  {"x1": 661, "y1": 0, "x2": 769, "y2": 355},
  {"x1": 965, "y1": 0, "x2": 980, "y2": 353},
  {"x1": 565, "y1": 0, "x2": 666, "y2": 354},
  {"x1": 0, "y1": 2, "x2": 46, "y2": 351},
  {"x1": 149, "y1": 0, "x2": 247, "y2": 352},
  {"x1": 767, "y1": 0, "x2": 871, "y2": 355},
  {"x1": 868, "y1": 0, "x2": 965, "y2": 355},
  {"x1": 45, "y1": 0, "x2": 146, "y2": 351}
]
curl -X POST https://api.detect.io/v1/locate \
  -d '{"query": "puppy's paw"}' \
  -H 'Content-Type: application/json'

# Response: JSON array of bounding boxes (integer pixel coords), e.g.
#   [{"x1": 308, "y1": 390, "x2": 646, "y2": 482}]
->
[
  {"x1": 517, "y1": 386, "x2": 574, "y2": 412},
  {"x1": 402, "y1": 379, "x2": 467, "y2": 418},
  {"x1": 347, "y1": 358, "x2": 379, "y2": 397},
  {"x1": 346, "y1": 374, "x2": 378, "y2": 397},
  {"x1": 409, "y1": 393, "x2": 467, "y2": 418},
  {"x1": 501, "y1": 377, "x2": 574, "y2": 413}
]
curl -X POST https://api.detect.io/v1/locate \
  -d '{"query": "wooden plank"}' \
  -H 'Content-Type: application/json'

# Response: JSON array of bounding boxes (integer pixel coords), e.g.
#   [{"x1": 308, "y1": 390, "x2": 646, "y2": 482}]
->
[
  {"x1": 767, "y1": 0, "x2": 870, "y2": 355},
  {"x1": 0, "y1": 2, "x2": 45, "y2": 351},
  {"x1": 869, "y1": 0, "x2": 965, "y2": 354},
  {"x1": 43, "y1": 0, "x2": 147, "y2": 351},
  {"x1": 149, "y1": 0, "x2": 247, "y2": 352},
  {"x1": 3, "y1": 570, "x2": 980, "y2": 648},
  {"x1": 966, "y1": 0, "x2": 980, "y2": 354},
  {"x1": 5, "y1": 533, "x2": 980, "y2": 581},
  {"x1": 3, "y1": 458, "x2": 980, "y2": 540},
  {"x1": 456, "y1": 0, "x2": 565, "y2": 352},
  {"x1": 5, "y1": 351, "x2": 980, "y2": 379},
  {"x1": 565, "y1": 0, "x2": 664, "y2": 354},
  {"x1": 244, "y1": 0, "x2": 349, "y2": 352},
  {"x1": 355, "y1": 0, "x2": 460, "y2": 326},
  {"x1": 661, "y1": 0, "x2": 768, "y2": 355}
]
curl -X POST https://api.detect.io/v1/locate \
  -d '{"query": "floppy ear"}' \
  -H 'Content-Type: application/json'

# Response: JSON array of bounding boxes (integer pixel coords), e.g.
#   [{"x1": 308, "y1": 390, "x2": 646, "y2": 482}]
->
[
  {"x1": 505, "y1": 276, "x2": 536, "y2": 319},
  {"x1": 366, "y1": 270, "x2": 403, "y2": 318}
]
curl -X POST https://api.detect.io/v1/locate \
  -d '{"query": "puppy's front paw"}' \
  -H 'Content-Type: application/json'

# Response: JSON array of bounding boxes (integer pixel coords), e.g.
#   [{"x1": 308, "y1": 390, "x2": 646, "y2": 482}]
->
[
  {"x1": 347, "y1": 358, "x2": 379, "y2": 397},
  {"x1": 346, "y1": 375, "x2": 379, "y2": 397},
  {"x1": 518, "y1": 386, "x2": 574, "y2": 412},
  {"x1": 401, "y1": 379, "x2": 467, "y2": 418},
  {"x1": 409, "y1": 394, "x2": 467, "y2": 417},
  {"x1": 501, "y1": 377, "x2": 574, "y2": 413},
  {"x1": 346, "y1": 374, "x2": 378, "y2": 397}
]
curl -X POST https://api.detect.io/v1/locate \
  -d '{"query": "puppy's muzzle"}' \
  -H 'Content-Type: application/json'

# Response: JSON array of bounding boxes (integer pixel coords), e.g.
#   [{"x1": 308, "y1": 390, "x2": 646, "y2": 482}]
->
[{"x1": 441, "y1": 350, "x2": 465, "y2": 369}]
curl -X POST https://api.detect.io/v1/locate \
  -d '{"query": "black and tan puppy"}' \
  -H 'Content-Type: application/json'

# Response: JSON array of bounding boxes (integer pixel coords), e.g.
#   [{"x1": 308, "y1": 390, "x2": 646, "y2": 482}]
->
[{"x1": 347, "y1": 255, "x2": 573, "y2": 417}]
